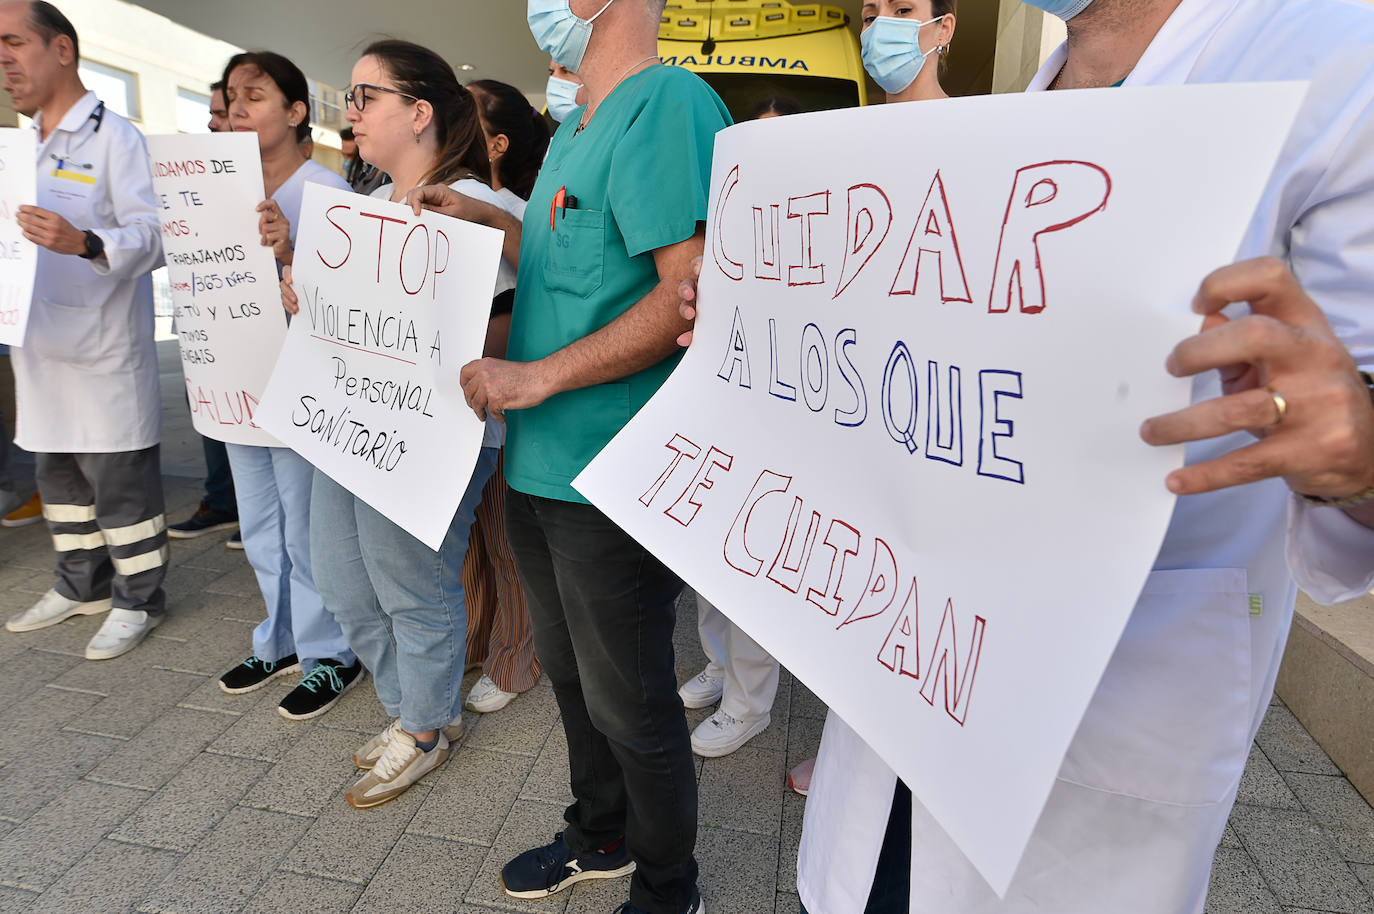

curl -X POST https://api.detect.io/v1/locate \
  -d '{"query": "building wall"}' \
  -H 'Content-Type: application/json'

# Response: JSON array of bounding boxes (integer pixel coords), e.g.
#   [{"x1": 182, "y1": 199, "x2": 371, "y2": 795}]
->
[
  {"x1": 992, "y1": 1, "x2": 1066, "y2": 94},
  {"x1": 14, "y1": 0, "x2": 345, "y2": 155}
]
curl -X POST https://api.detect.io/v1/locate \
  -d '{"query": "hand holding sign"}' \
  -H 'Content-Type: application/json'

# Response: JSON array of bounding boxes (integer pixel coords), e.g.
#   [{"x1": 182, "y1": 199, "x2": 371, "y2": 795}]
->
[
  {"x1": 15, "y1": 205, "x2": 84, "y2": 255},
  {"x1": 1142, "y1": 256, "x2": 1374, "y2": 503},
  {"x1": 280, "y1": 264, "x2": 299, "y2": 315},
  {"x1": 676, "y1": 255, "x2": 704, "y2": 347},
  {"x1": 257, "y1": 199, "x2": 292, "y2": 265}
]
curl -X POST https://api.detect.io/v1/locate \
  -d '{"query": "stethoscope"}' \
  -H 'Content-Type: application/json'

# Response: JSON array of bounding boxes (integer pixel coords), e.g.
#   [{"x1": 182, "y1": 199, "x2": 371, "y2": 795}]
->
[{"x1": 48, "y1": 100, "x2": 104, "y2": 172}]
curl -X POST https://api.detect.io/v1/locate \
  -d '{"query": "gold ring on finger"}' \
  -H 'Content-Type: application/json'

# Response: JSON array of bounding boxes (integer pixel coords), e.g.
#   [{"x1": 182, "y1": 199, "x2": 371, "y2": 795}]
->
[{"x1": 1267, "y1": 387, "x2": 1288, "y2": 426}]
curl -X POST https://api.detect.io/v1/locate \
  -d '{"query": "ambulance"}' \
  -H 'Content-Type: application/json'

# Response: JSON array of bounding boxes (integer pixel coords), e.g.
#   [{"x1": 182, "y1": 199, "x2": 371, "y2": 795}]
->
[{"x1": 658, "y1": 1, "x2": 869, "y2": 118}]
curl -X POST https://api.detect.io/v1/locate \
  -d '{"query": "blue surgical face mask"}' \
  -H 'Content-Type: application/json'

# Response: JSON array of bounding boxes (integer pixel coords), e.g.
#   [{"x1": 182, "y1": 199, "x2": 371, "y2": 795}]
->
[
  {"x1": 1020, "y1": 0, "x2": 1095, "y2": 20},
  {"x1": 528, "y1": 0, "x2": 617, "y2": 72},
  {"x1": 861, "y1": 15, "x2": 947, "y2": 95},
  {"x1": 546, "y1": 74, "x2": 582, "y2": 123}
]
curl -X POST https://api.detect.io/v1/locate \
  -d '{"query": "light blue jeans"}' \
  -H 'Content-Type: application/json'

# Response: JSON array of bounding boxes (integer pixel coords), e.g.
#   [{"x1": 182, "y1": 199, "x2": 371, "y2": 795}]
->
[
  {"x1": 225, "y1": 444, "x2": 353, "y2": 672},
  {"x1": 310, "y1": 447, "x2": 498, "y2": 733}
]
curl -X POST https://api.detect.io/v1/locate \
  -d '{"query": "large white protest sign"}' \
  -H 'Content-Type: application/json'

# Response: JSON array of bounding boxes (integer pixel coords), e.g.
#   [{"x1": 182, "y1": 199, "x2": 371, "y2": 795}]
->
[
  {"x1": 257, "y1": 182, "x2": 503, "y2": 550},
  {"x1": 0, "y1": 129, "x2": 37, "y2": 347},
  {"x1": 575, "y1": 82, "x2": 1304, "y2": 894},
  {"x1": 148, "y1": 132, "x2": 286, "y2": 446}
]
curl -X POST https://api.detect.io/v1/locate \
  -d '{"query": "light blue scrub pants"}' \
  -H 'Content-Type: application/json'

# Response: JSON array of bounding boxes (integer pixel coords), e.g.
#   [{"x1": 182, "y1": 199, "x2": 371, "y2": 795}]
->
[
  {"x1": 226, "y1": 444, "x2": 353, "y2": 672},
  {"x1": 310, "y1": 447, "x2": 498, "y2": 733}
]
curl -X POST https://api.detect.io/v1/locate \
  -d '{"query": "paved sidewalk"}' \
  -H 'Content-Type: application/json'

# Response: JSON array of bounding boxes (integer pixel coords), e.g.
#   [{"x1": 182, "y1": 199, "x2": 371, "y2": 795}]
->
[{"x1": 0, "y1": 344, "x2": 1366, "y2": 913}]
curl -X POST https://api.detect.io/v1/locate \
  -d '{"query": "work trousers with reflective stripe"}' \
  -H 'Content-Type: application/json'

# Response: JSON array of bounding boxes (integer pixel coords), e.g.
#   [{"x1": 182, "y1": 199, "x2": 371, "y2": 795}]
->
[{"x1": 36, "y1": 446, "x2": 168, "y2": 615}]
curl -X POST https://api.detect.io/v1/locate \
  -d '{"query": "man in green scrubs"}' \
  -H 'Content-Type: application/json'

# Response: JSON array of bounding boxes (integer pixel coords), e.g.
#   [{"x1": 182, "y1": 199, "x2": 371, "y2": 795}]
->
[{"x1": 447, "y1": 2, "x2": 730, "y2": 912}]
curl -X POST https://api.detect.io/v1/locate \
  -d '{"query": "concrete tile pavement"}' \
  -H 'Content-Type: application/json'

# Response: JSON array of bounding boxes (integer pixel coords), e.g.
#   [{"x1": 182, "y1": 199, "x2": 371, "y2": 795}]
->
[
  {"x1": 0, "y1": 344, "x2": 1365, "y2": 913},
  {"x1": 1, "y1": 500, "x2": 1371, "y2": 914}
]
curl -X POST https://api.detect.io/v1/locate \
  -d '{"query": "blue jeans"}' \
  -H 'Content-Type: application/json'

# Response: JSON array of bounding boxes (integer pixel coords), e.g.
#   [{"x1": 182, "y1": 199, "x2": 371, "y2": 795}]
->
[
  {"x1": 225, "y1": 444, "x2": 352, "y2": 671},
  {"x1": 799, "y1": 781, "x2": 912, "y2": 914},
  {"x1": 311, "y1": 448, "x2": 497, "y2": 733}
]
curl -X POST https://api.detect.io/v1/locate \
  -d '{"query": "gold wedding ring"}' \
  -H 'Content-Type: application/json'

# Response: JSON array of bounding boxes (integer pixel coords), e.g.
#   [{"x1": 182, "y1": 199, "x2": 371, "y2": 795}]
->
[{"x1": 1267, "y1": 387, "x2": 1288, "y2": 426}]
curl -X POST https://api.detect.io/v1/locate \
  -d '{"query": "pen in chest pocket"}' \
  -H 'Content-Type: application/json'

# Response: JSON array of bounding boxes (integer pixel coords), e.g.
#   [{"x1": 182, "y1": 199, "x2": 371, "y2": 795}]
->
[{"x1": 548, "y1": 186, "x2": 580, "y2": 231}]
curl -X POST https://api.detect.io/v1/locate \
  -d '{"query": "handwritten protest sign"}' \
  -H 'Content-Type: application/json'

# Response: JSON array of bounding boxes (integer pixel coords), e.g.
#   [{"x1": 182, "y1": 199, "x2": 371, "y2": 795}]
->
[
  {"x1": 575, "y1": 83, "x2": 1304, "y2": 894},
  {"x1": 257, "y1": 182, "x2": 503, "y2": 550},
  {"x1": 0, "y1": 129, "x2": 37, "y2": 347},
  {"x1": 148, "y1": 132, "x2": 285, "y2": 446}
]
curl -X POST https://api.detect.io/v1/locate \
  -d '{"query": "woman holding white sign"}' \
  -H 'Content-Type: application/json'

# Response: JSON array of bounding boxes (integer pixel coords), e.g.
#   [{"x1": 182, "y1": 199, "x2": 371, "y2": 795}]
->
[
  {"x1": 215, "y1": 50, "x2": 363, "y2": 720},
  {"x1": 282, "y1": 39, "x2": 508, "y2": 809}
]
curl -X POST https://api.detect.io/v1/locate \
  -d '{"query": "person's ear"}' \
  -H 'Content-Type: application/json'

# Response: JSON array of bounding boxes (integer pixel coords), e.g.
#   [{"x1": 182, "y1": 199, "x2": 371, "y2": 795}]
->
[
  {"x1": 938, "y1": 14, "x2": 956, "y2": 50},
  {"x1": 490, "y1": 133, "x2": 510, "y2": 158},
  {"x1": 54, "y1": 34, "x2": 75, "y2": 68},
  {"x1": 288, "y1": 100, "x2": 308, "y2": 131},
  {"x1": 413, "y1": 99, "x2": 435, "y2": 139}
]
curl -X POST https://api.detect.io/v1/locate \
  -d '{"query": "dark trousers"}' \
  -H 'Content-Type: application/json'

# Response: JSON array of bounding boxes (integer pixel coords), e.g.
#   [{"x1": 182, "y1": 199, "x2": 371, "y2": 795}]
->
[
  {"x1": 0, "y1": 354, "x2": 16, "y2": 492},
  {"x1": 505, "y1": 490, "x2": 696, "y2": 914},
  {"x1": 800, "y1": 781, "x2": 912, "y2": 914},
  {"x1": 36, "y1": 446, "x2": 168, "y2": 615},
  {"x1": 0, "y1": 410, "x2": 10, "y2": 492},
  {"x1": 202, "y1": 435, "x2": 236, "y2": 515}
]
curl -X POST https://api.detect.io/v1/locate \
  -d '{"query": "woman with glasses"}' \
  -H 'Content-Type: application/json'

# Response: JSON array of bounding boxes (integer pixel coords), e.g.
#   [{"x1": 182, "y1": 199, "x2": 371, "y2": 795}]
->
[
  {"x1": 283, "y1": 39, "x2": 505, "y2": 808},
  {"x1": 455, "y1": 78, "x2": 550, "y2": 716},
  {"x1": 215, "y1": 50, "x2": 362, "y2": 720}
]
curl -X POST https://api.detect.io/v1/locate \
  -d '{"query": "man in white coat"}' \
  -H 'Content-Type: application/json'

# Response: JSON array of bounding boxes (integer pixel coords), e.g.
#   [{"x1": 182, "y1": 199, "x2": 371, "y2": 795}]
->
[
  {"x1": 794, "y1": 0, "x2": 1374, "y2": 911},
  {"x1": 0, "y1": 1, "x2": 168, "y2": 662}
]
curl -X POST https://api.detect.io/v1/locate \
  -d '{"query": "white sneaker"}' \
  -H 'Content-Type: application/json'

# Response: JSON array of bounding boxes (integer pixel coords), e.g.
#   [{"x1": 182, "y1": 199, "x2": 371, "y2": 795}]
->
[
  {"x1": 345, "y1": 728, "x2": 448, "y2": 808},
  {"x1": 465, "y1": 674, "x2": 517, "y2": 713},
  {"x1": 354, "y1": 714, "x2": 463, "y2": 770},
  {"x1": 84, "y1": 608, "x2": 161, "y2": 660},
  {"x1": 690, "y1": 710, "x2": 770, "y2": 758},
  {"x1": 678, "y1": 668, "x2": 724, "y2": 709},
  {"x1": 6, "y1": 589, "x2": 111, "y2": 633}
]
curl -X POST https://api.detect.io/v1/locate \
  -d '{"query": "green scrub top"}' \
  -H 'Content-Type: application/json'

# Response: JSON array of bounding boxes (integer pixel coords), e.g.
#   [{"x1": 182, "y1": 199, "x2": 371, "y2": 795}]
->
[{"x1": 505, "y1": 64, "x2": 731, "y2": 504}]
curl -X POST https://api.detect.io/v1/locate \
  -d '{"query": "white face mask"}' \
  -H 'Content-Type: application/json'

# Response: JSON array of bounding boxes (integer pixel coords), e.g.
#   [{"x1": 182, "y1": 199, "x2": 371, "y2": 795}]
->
[
  {"x1": 528, "y1": 0, "x2": 617, "y2": 73},
  {"x1": 546, "y1": 74, "x2": 583, "y2": 123}
]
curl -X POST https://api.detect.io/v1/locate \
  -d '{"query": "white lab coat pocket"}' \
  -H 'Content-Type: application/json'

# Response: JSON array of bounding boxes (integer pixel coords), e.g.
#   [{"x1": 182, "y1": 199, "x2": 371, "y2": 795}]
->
[
  {"x1": 25, "y1": 298, "x2": 103, "y2": 362},
  {"x1": 1058, "y1": 567, "x2": 1252, "y2": 806}
]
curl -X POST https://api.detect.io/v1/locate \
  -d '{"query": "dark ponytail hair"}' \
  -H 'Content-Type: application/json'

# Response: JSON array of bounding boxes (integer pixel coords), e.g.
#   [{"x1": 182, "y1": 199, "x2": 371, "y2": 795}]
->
[
  {"x1": 467, "y1": 80, "x2": 550, "y2": 201},
  {"x1": 362, "y1": 39, "x2": 490, "y2": 188},
  {"x1": 221, "y1": 51, "x2": 311, "y2": 143},
  {"x1": 746, "y1": 95, "x2": 803, "y2": 120}
]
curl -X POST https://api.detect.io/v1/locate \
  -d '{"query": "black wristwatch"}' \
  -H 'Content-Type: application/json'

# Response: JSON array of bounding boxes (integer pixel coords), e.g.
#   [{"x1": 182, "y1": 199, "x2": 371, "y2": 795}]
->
[{"x1": 79, "y1": 229, "x2": 104, "y2": 260}]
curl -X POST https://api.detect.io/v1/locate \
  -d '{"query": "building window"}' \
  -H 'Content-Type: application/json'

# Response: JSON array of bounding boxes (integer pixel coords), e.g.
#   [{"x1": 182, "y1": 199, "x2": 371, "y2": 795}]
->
[
  {"x1": 79, "y1": 60, "x2": 141, "y2": 121},
  {"x1": 175, "y1": 88, "x2": 210, "y2": 134}
]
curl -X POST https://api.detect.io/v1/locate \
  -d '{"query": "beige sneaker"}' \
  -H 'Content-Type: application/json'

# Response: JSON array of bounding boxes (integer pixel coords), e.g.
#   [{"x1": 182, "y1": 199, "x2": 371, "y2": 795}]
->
[
  {"x1": 353, "y1": 715, "x2": 463, "y2": 770},
  {"x1": 345, "y1": 729, "x2": 448, "y2": 809}
]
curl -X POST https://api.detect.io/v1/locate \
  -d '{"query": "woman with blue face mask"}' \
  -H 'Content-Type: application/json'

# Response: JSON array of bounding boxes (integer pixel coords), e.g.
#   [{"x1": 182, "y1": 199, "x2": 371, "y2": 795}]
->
[{"x1": 860, "y1": 0, "x2": 958, "y2": 102}]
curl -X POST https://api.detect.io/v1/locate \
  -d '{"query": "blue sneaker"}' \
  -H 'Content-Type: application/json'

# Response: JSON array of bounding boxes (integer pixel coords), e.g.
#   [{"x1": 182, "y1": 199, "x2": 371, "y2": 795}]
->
[
  {"x1": 500, "y1": 832, "x2": 635, "y2": 899},
  {"x1": 613, "y1": 887, "x2": 705, "y2": 914}
]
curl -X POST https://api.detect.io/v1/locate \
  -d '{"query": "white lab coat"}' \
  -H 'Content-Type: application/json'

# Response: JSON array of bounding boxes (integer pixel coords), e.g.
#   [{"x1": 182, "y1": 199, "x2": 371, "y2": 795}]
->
[
  {"x1": 797, "y1": 1, "x2": 1374, "y2": 911},
  {"x1": 11, "y1": 91, "x2": 163, "y2": 454}
]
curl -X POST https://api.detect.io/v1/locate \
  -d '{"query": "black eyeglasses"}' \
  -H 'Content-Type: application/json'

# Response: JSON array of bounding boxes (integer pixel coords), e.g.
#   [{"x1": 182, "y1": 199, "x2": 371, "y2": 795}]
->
[{"x1": 345, "y1": 83, "x2": 419, "y2": 112}]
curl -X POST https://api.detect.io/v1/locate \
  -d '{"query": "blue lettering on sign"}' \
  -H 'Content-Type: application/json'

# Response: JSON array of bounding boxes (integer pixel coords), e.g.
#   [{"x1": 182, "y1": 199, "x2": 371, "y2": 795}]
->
[{"x1": 661, "y1": 54, "x2": 811, "y2": 71}]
